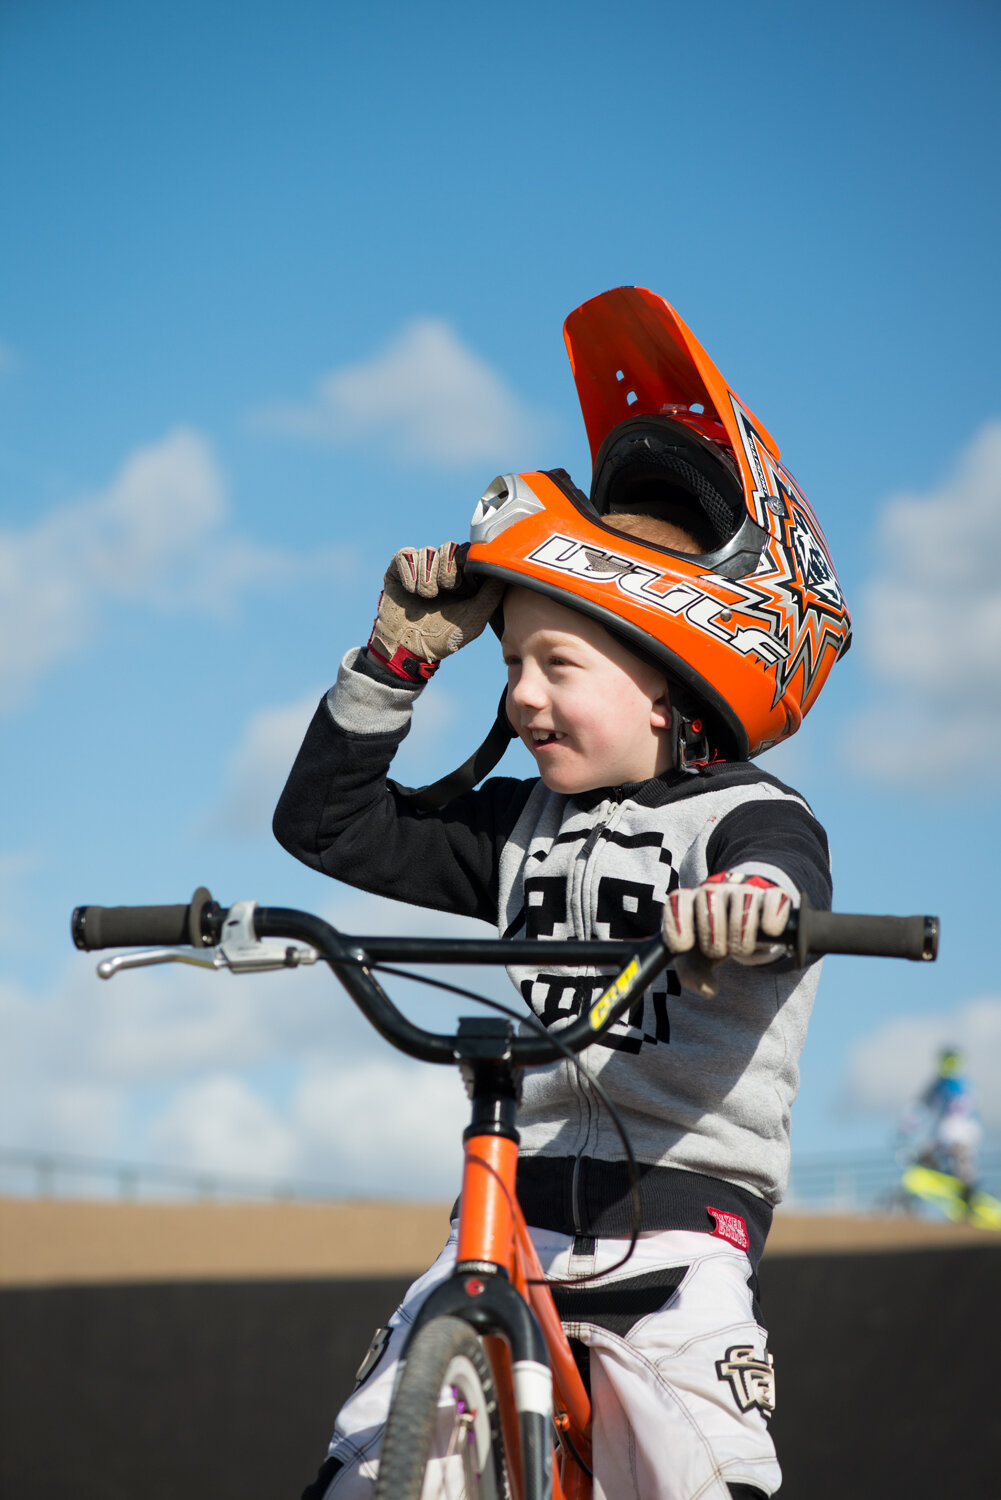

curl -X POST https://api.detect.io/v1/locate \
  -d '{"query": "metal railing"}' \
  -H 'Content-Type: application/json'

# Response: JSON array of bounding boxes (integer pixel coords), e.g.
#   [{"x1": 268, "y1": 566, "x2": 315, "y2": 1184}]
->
[
  {"x1": 784, "y1": 1145, "x2": 1001, "y2": 1213},
  {"x1": 3, "y1": 1143, "x2": 1000, "y2": 1210},
  {"x1": 0, "y1": 1146, "x2": 346, "y2": 1204}
]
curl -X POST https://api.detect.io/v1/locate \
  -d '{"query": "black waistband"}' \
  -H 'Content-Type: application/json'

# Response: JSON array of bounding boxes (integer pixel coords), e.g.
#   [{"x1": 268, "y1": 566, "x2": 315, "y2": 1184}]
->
[{"x1": 515, "y1": 1156, "x2": 772, "y2": 1271}]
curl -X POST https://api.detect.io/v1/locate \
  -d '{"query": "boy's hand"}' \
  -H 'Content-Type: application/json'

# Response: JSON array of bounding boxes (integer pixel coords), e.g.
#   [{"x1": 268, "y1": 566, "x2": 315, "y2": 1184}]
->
[
  {"x1": 367, "y1": 542, "x2": 505, "y2": 684},
  {"x1": 661, "y1": 873, "x2": 793, "y2": 997}
]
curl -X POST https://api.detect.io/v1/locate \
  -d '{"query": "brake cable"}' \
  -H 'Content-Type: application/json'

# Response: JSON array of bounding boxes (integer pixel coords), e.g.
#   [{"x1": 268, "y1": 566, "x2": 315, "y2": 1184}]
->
[{"x1": 365, "y1": 961, "x2": 642, "y2": 1285}]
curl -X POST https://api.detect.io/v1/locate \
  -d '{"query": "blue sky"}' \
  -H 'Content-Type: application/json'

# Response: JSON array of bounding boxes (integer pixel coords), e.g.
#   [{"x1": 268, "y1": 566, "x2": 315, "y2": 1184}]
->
[{"x1": 2, "y1": 0, "x2": 999, "y2": 1199}]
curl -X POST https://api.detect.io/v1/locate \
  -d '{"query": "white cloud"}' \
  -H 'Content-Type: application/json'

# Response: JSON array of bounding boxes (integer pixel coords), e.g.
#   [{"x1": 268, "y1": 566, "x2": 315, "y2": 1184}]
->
[
  {"x1": 254, "y1": 317, "x2": 550, "y2": 468},
  {"x1": 0, "y1": 971, "x2": 128, "y2": 1158},
  {"x1": 756, "y1": 726, "x2": 810, "y2": 786},
  {"x1": 0, "y1": 427, "x2": 345, "y2": 711},
  {"x1": 149, "y1": 1075, "x2": 299, "y2": 1181},
  {"x1": 89, "y1": 976, "x2": 280, "y2": 1083},
  {"x1": 211, "y1": 678, "x2": 461, "y2": 839},
  {"x1": 211, "y1": 690, "x2": 325, "y2": 839},
  {"x1": 292, "y1": 1056, "x2": 468, "y2": 1197},
  {"x1": 0, "y1": 951, "x2": 353, "y2": 1168},
  {"x1": 0, "y1": 889, "x2": 507, "y2": 1199},
  {"x1": 0, "y1": 849, "x2": 42, "y2": 943},
  {"x1": 842, "y1": 421, "x2": 1001, "y2": 783},
  {"x1": 323, "y1": 885, "x2": 493, "y2": 937},
  {"x1": 0, "y1": 960, "x2": 299, "y2": 1131},
  {"x1": 142, "y1": 1058, "x2": 468, "y2": 1197},
  {"x1": 843, "y1": 995, "x2": 1001, "y2": 1129}
]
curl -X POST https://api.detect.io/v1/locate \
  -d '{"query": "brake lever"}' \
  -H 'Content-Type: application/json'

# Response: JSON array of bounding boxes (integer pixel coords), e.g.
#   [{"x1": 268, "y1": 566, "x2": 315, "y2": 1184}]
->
[
  {"x1": 97, "y1": 946, "x2": 226, "y2": 979},
  {"x1": 96, "y1": 900, "x2": 319, "y2": 980}
]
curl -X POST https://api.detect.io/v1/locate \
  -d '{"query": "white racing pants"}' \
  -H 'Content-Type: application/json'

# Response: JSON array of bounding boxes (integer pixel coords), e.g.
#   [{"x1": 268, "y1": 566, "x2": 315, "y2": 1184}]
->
[{"x1": 309, "y1": 1224, "x2": 781, "y2": 1500}]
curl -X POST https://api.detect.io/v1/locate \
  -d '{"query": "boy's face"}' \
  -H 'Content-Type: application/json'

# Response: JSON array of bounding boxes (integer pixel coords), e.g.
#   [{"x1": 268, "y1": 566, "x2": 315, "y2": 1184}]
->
[{"x1": 501, "y1": 586, "x2": 672, "y2": 795}]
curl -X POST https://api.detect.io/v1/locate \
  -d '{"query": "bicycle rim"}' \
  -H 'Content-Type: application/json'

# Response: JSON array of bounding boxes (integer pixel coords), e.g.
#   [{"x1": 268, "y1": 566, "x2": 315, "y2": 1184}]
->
[{"x1": 374, "y1": 1316, "x2": 512, "y2": 1500}]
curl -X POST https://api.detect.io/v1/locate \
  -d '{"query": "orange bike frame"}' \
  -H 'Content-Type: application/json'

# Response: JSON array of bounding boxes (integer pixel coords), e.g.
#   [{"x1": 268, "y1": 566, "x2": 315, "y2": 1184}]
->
[{"x1": 457, "y1": 1131, "x2": 593, "y2": 1500}]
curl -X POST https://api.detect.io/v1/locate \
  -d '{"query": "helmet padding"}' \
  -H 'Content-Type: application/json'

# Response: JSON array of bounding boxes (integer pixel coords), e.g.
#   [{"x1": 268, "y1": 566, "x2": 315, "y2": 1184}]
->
[{"x1": 592, "y1": 416, "x2": 744, "y2": 556}]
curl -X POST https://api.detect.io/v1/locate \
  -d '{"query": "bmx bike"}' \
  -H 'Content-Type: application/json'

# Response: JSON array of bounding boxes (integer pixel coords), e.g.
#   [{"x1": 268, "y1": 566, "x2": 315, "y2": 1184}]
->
[
  {"x1": 896, "y1": 1150, "x2": 1001, "y2": 1230},
  {"x1": 72, "y1": 891, "x2": 938, "y2": 1500}
]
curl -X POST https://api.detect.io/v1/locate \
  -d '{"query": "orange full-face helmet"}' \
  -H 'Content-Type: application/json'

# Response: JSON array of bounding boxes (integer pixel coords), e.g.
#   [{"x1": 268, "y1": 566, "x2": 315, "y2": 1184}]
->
[{"x1": 465, "y1": 286, "x2": 851, "y2": 763}]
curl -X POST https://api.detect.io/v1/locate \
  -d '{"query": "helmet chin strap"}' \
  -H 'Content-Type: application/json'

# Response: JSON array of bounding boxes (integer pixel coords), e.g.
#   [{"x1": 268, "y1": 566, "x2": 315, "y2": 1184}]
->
[
  {"x1": 391, "y1": 695, "x2": 719, "y2": 806},
  {"x1": 390, "y1": 691, "x2": 518, "y2": 811},
  {"x1": 671, "y1": 702, "x2": 712, "y2": 774}
]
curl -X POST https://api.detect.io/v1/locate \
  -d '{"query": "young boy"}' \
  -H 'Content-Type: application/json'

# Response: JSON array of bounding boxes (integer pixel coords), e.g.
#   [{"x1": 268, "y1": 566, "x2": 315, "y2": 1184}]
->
[{"x1": 274, "y1": 287, "x2": 850, "y2": 1500}]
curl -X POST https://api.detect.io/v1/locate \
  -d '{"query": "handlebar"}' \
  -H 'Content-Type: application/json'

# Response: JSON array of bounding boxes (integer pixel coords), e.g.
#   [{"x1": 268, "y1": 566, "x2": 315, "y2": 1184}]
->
[
  {"x1": 71, "y1": 891, "x2": 939, "y2": 1067},
  {"x1": 71, "y1": 887, "x2": 220, "y2": 951}
]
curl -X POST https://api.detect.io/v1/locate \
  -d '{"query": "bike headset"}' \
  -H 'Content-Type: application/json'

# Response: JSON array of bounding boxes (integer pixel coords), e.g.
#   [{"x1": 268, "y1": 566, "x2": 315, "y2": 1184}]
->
[{"x1": 397, "y1": 286, "x2": 852, "y2": 811}]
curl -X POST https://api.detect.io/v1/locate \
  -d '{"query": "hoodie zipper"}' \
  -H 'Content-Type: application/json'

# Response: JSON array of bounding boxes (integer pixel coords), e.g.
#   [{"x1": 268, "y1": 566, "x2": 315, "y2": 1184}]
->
[
  {"x1": 569, "y1": 797, "x2": 623, "y2": 1233},
  {"x1": 579, "y1": 822, "x2": 605, "y2": 860}
]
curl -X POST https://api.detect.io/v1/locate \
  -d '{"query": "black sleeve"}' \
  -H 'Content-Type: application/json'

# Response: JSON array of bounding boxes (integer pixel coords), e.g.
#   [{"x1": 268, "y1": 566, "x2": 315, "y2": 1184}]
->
[
  {"x1": 704, "y1": 799, "x2": 833, "y2": 913},
  {"x1": 272, "y1": 698, "x2": 535, "y2": 925}
]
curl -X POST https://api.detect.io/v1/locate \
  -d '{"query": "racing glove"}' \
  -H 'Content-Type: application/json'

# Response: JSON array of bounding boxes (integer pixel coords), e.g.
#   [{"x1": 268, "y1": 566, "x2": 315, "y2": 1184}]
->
[
  {"x1": 366, "y1": 542, "x2": 505, "y2": 684},
  {"x1": 661, "y1": 872, "x2": 793, "y2": 998}
]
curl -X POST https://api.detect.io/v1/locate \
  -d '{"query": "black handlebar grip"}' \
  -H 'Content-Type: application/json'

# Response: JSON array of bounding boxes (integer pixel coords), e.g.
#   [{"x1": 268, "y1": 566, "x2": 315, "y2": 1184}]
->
[
  {"x1": 795, "y1": 906, "x2": 938, "y2": 964},
  {"x1": 71, "y1": 888, "x2": 217, "y2": 951}
]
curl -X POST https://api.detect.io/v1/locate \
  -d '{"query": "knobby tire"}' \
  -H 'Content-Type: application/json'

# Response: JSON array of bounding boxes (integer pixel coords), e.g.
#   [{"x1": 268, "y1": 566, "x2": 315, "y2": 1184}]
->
[{"x1": 374, "y1": 1315, "x2": 512, "y2": 1500}]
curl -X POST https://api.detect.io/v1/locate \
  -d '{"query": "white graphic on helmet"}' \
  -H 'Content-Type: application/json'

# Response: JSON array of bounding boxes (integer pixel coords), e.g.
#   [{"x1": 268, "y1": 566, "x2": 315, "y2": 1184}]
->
[
  {"x1": 787, "y1": 507, "x2": 843, "y2": 611},
  {"x1": 726, "y1": 396, "x2": 850, "y2": 710},
  {"x1": 527, "y1": 535, "x2": 790, "y2": 667},
  {"x1": 730, "y1": 396, "x2": 846, "y2": 616}
]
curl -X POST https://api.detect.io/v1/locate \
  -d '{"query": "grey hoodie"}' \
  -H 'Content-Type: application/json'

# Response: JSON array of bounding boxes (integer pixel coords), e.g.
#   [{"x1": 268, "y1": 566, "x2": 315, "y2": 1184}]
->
[{"x1": 273, "y1": 650, "x2": 832, "y2": 1254}]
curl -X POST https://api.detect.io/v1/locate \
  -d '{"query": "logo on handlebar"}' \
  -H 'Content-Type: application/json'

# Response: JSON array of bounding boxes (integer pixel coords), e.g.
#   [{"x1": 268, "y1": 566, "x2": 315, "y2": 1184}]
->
[{"x1": 588, "y1": 957, "x2": 640, "y2": 1031}]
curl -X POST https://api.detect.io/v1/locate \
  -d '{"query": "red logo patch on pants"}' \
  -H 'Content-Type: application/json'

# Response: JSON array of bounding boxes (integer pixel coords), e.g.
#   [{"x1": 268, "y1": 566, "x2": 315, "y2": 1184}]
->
[{"x1": 706, "y1": 1207, "x2": 749, "y2": 1251}]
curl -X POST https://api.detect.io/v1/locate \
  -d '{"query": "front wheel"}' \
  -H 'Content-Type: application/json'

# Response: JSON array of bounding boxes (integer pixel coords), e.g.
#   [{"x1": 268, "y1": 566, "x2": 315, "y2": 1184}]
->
[{"x1": 374, "y1": 1315, "x2": 512, "y2": 1500}]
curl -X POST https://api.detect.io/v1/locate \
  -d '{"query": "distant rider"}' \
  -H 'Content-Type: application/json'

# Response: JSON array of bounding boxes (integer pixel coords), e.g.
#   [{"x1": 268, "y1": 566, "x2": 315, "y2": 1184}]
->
[{"x1": 901, "y1": 1047, "x2": 982, "y2": 1201}]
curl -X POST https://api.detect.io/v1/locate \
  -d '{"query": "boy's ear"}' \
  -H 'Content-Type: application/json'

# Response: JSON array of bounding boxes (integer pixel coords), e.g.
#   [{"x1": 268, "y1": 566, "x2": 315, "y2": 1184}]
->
[{"x1": 650, "y1": 692, "x2": 672, "y2": 732}]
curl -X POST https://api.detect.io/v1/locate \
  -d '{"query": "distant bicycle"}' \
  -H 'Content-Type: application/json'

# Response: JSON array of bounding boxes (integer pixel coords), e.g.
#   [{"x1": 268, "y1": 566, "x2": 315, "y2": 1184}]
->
[{"x1": 898, "y1": 1149, "x2": 1001, "y2": 1230}]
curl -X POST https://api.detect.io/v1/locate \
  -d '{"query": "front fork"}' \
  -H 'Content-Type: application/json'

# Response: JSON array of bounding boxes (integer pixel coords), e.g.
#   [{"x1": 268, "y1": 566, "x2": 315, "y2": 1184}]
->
[{"x1": 408, "y1": 1261, "x2": 555, "y2": 1500}]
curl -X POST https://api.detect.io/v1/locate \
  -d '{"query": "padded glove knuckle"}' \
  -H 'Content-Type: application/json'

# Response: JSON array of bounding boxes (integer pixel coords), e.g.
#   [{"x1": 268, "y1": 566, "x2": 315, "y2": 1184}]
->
[
  {"x1": 760, "y1": 888, "x2": 792, "y2": 938},
  {"x1": 408, "y1": 546, "x2": 431, "y2": 598},
  {"x1": 436, "y1": 541, "x2": 462, "y2": 592},
  {"x1": 661, "y1": 889, "x2": 696, "y2": 951},
  {"x1": 696, "y1": 887, "x2": 730, "y2": 959},
  {"x1": 368, "y1": 543, "x2": 504, "y2": 683},
  {"x1": 675, "y1": 871, "x2": 794, "y2": 965},
  {"x1": 392, "y1": 547, "x2": 421, "y2": 593}
]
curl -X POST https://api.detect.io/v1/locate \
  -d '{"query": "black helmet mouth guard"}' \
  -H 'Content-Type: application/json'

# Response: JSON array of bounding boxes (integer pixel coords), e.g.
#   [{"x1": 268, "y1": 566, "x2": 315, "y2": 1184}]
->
[
  {"x1": 586, "y1": 415, "x2": 768, "y2": 581},
  {"x1": 592, "y1": 414, "x2": 743, "y2": 542}
]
